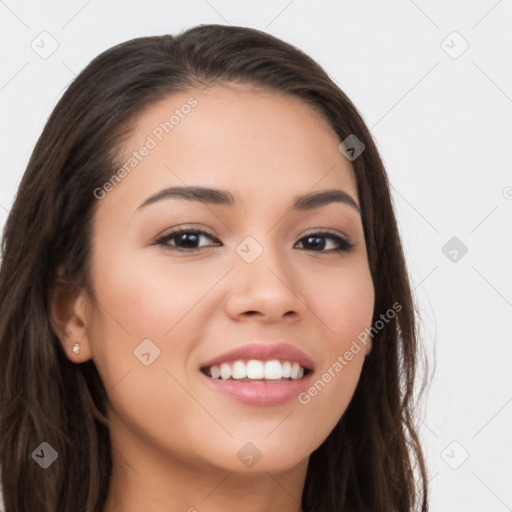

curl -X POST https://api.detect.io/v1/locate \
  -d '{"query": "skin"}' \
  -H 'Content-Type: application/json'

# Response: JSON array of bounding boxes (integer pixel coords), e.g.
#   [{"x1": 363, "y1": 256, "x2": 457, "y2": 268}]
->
[{"x1": 51, "y1": 84, "x2": 375, "y2": 512}]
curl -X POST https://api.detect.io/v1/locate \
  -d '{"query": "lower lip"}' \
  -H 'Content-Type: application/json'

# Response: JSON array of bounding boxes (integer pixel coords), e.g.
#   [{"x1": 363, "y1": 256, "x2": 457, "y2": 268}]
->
[{"x1": 200, "y1": 371, "x2": 313, "y2": 406}]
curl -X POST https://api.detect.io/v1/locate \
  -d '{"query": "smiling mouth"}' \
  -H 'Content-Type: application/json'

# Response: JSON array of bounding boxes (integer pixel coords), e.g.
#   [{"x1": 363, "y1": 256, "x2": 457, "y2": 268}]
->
[{"x1": 200, "y1": 359, "x2": 311, "y2": 382}]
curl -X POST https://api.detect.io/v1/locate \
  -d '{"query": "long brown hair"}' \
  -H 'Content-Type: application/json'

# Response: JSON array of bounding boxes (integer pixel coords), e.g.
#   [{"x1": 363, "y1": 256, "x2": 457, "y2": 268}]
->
[{"x1": 0, "y1": 24, "x2": 430, "y2": 511}]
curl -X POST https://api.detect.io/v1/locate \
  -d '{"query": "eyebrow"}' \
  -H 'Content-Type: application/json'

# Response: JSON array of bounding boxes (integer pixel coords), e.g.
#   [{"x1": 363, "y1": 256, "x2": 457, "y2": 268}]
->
[{"x1": 137, "y1": 186, "x2": 360, "y2": 213}]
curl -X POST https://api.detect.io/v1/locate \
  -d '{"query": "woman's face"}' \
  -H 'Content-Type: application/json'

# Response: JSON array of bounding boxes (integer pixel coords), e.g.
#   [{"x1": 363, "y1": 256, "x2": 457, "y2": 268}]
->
[{"x1": 82, "y1": 85, "x2": 374, "y2": 474}]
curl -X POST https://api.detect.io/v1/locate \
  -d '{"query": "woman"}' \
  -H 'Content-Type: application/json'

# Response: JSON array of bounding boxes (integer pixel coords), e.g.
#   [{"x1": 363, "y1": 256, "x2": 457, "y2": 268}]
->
[{"x1": 0, "y1": 24, "x2": 430, "y2": 511}]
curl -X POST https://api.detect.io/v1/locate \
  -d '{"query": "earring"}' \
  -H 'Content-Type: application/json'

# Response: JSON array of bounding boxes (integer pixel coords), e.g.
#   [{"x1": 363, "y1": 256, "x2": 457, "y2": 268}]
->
[{"x1": 72, "y1": 342, "x2": 80, "y2": 354}]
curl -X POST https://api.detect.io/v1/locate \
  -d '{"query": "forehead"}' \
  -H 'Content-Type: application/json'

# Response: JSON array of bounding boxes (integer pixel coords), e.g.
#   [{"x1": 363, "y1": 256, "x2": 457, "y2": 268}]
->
[{"x1": 106, "y1": 85, "x2": 358, "y2": 212}]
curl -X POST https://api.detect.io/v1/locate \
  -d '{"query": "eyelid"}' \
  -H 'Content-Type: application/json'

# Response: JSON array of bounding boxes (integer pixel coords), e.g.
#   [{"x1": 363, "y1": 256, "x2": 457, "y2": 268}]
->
[
  {"x1": 156, "y1": 225, "x2": 349, "y2": 240},
  {"x1": 301, "y1": 227, "x2": 347, "y2": 238},
  {"x1": 156, "y1": 224, "x2": 218, "y2": 240}
]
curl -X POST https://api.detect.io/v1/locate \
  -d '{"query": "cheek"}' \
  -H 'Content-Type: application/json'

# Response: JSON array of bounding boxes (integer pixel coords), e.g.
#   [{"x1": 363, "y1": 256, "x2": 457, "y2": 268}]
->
[
  {"x1": 87, "y1": 249, "x2": 211, "y2": 447},
  {"x1": 311, "y1": 260, "x2": 375, "y2": 349},
  {"x1": 293, "y1": 260, "x2": 374, "y2": 444},
  {"x1": 90, "y1": 243, "x2": 219, "y2": 338},
  {"x1": 87, "y1": 242, "x2": 224, "y2": 389}
]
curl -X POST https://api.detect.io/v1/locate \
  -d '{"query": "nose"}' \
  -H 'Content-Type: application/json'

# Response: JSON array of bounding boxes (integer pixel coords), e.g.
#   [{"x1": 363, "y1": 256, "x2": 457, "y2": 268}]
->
[{"x1": 224, "y1": 240, "x2": 307, "y2": 323}]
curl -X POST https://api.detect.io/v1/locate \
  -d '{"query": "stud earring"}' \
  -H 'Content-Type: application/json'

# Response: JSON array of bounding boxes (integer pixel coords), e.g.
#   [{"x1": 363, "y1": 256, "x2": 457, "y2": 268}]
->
[{"x1": 72, "y1": 342, "x2": 80, "y2": 355}]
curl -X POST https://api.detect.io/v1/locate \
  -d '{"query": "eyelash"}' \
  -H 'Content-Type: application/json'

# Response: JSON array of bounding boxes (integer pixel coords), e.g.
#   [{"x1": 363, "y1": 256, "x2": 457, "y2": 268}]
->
[{"x1": 155, "y1": 228, "x2": 355, "y2": 254}]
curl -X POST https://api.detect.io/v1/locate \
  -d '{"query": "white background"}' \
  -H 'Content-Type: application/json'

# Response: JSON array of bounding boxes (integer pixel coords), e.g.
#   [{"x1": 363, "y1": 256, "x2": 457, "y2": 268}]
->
[{"x1": 1, "y1": 1, "x2": 511, "y2": 510}]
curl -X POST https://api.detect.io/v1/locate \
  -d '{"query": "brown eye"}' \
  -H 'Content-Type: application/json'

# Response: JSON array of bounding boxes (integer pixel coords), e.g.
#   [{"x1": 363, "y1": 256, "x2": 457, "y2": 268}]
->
[
  {"x1": 156, "y1": 228, "x2": 354, "y2": 254},
  {"x1": 295, "y1": 231, "x2": 354, "y2": 253},
  {"x1": 156, "y1": 229, "x2": 221, "y2": 251}
]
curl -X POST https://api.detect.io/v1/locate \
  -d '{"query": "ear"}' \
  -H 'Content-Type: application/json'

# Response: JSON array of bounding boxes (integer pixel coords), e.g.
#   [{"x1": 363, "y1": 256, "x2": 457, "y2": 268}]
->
[{"x1": 49, "y1": 268, "x2": 93, "y2": 363}]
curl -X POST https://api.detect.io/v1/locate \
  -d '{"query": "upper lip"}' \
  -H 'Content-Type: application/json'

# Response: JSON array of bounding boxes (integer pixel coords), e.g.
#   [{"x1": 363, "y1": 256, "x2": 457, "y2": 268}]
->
[{"x1": 200, "y1": 342, "x2": 315, "y2": 371}]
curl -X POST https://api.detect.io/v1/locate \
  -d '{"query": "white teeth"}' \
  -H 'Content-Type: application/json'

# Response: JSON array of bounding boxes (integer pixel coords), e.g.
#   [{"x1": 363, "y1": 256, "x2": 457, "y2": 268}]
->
[
  {"x1": 246, "y1": 360, "x2": 264, "y2": 379},
  {"x1": 210, "y1": 365, "x2": 221, "y2": 379},
  {"x1": 282, "y1": 361, "x2": 292, "y2": 378},
  {"x1": 220, "y1": 363, "x2": 231, "y2": 380},
  {"x1": 205, "y1": 359, "x2": 308, "y2": 381},
  {"x1": 264, "y1": 360, "x2": 282, "y2": 379},
  {"x1": 232, "y1": 360, "x2": 247, "y2": 379}
]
